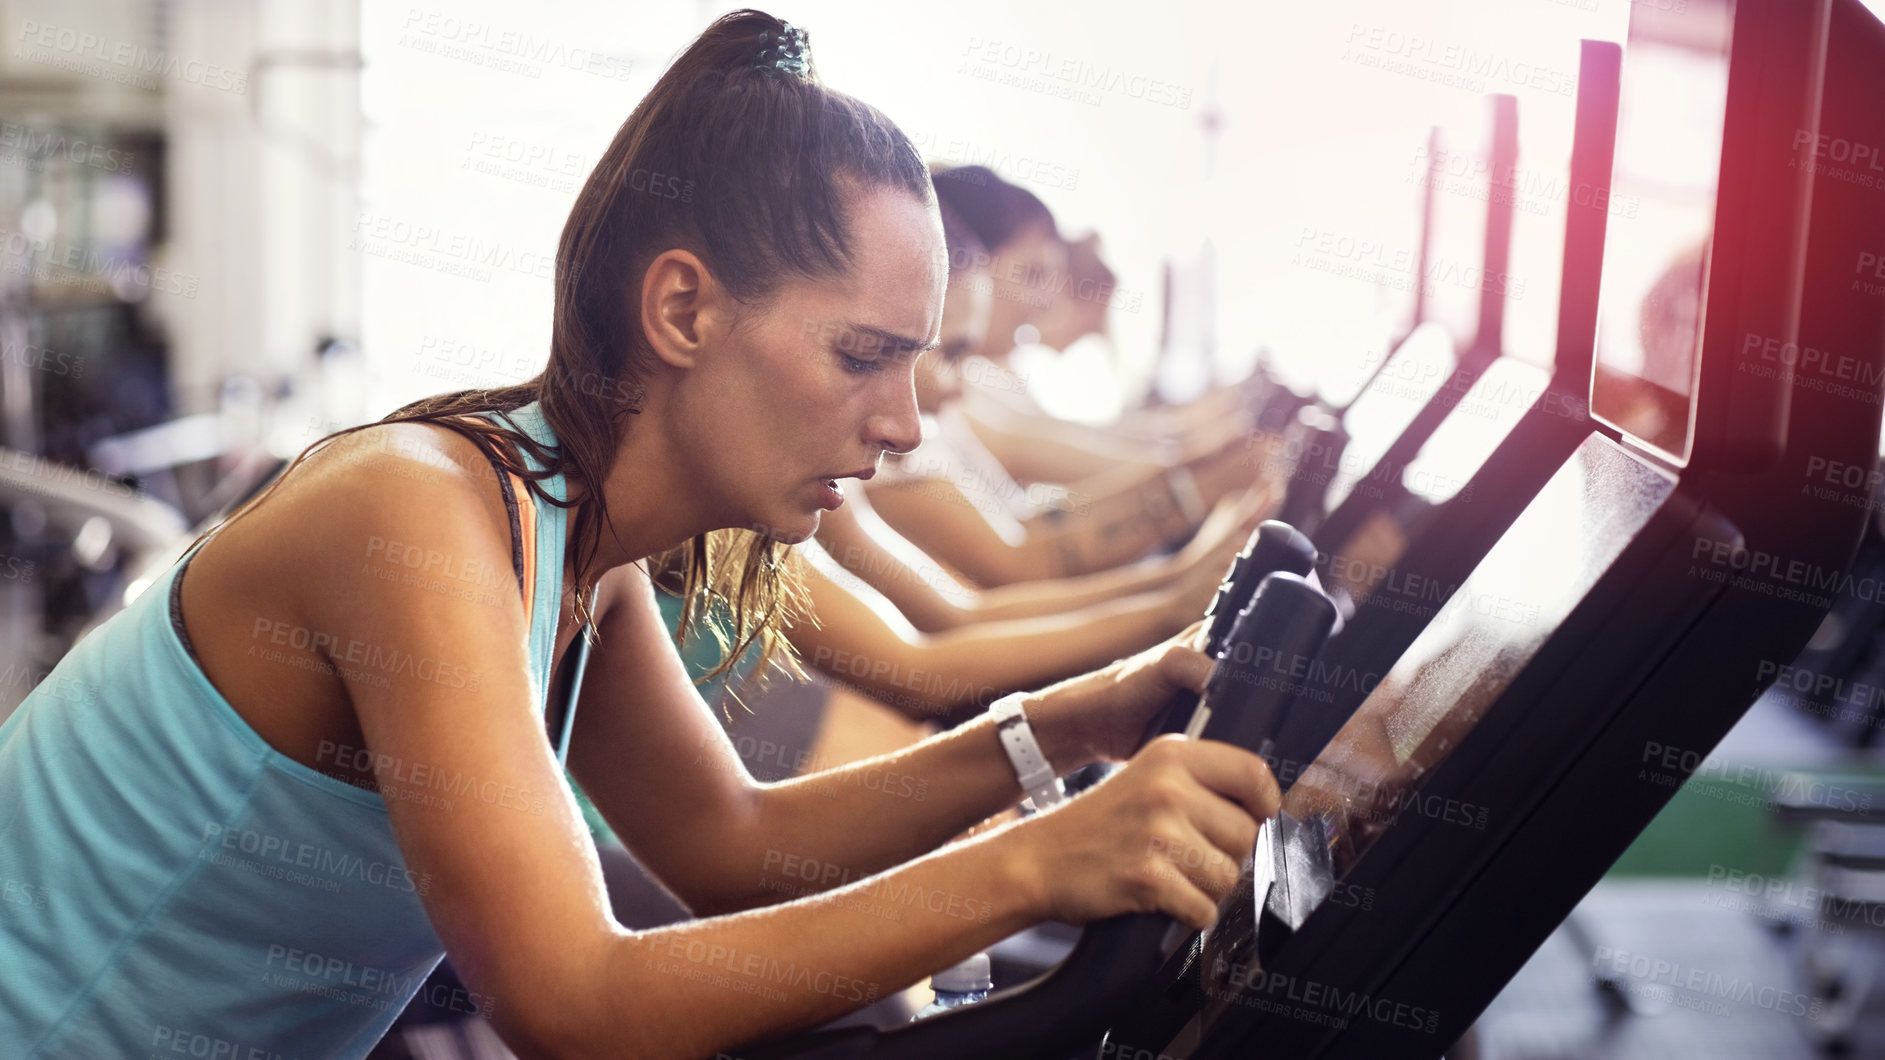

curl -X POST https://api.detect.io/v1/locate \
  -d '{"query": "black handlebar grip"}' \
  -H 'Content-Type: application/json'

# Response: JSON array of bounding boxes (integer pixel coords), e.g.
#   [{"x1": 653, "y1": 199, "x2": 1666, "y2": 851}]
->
[
  {"x1": 718, "y1": 575, "x2": 1342, "y2": 1060},
  {"x1": 1195, "y1": 573, "x2": 1340, "y2": 756},
  {"x1": 724, "y1": 915, "x2": 1175, "y2": 1060},
  {"x1": 1275, "y1": 407, "x2": 1349, "y2": 533},
  {"x1": 1140, "y1": 521, "x2": 1318, "y2": 746},
  {"x1": 1207, "y1": 522, "x2": 1318, "y2": 652}
]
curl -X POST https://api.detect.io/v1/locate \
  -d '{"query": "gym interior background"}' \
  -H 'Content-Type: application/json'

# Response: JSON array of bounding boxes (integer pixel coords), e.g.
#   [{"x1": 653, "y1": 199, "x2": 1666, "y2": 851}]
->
[{"x1": 8, "y1": 0, "x2": 1885, "y2": 1057}]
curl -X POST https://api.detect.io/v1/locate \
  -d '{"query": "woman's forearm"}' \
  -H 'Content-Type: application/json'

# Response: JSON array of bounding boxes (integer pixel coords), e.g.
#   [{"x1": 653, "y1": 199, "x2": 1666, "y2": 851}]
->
[
  {"x1": 811, "y1": 494, "x2": 1181, "y2": 628},
  {"x1": 963, "y1": 403, "x2": 1166, "y2": 484},
  {"x1": 722, "y1": 710, "x2": 1072, "y2": 909},
  {"x1": 862, "y1": 480, "x2": 1182, "y2": 585},
  {"x1": 963, "y1": 556, "x2": 1180, "y2": 621},
  {"x1": 1026, "y1": 501, "x2": 1193, "y2": 579},
  {"x1": 790, "y1": 594, "x2": 1183, "y2": 723},
  {"x1": 583, "y1": 824, "x2": 1045, "y2": 1059}
]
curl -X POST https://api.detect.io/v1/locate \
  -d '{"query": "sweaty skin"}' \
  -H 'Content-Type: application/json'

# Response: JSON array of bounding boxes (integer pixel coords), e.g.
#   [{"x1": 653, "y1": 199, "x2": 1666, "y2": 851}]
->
[{"x1": 175, "y1": 187, "x2": 1281, "y2": 1058}]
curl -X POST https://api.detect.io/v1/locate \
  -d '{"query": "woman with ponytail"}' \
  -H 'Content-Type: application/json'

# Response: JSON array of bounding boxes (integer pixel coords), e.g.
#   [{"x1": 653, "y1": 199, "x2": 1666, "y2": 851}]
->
[{"x1": 0, "y1": 13, "x2": 1280, "y2": 1058}]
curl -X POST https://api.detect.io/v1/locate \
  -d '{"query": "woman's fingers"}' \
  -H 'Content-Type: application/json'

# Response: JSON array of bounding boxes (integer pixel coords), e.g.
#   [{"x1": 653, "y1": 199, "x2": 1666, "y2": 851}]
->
[
  {"x1": 1153, "y1": 638, "x2": 1216, "y2": 694},
  {"x1": 1150, "y1": 825, "x2": 1243, "y2": 929},
  {"x1": 1145, "y1": 734, "x2": 1283, "y2": 823}
]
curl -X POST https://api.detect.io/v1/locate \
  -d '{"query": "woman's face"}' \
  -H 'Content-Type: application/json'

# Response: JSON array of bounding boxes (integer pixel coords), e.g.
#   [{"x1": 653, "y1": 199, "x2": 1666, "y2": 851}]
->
[
  {"x1": 1034, "y1": 244, "x2": 1109, "y2": 351},
  {"x1": 982, "y1": 222, "x2": 1068, "y2": 358},
  {"x1": 666, "y1": 187, "x2": 942, "y2": 542},
  {"x1": 915, "y1": 264, "x2": 992, "y2": 413}
]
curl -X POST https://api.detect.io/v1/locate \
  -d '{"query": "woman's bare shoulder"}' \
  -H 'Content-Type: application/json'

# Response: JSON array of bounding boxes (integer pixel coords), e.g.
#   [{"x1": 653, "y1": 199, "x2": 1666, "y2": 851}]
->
[
  {"x1": 298, "y1": 419, "x2": 508, "y2": 525},
  {"x1": 209, "y1": 421, "x2": 519, "y2": 616}
]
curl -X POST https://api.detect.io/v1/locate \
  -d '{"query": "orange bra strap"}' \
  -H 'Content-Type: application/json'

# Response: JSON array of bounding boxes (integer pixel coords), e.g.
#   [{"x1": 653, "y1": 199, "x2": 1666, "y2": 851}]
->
[{"x1": 510, "y1": 471, "x2": 538, "y2": 629}]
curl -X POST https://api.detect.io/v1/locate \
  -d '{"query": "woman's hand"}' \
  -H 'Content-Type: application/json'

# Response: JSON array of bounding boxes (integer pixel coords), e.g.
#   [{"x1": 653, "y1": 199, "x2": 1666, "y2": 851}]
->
[
  {"x1": 1023, "y1": 624, "x2": 1214, "y2": 770},
  {"x1": 1167, "y1": 491, "x2": 1270, "y2": 622},
  {"x1": 1007, "y1": 735, "x2": 1282, "y2": 930}
]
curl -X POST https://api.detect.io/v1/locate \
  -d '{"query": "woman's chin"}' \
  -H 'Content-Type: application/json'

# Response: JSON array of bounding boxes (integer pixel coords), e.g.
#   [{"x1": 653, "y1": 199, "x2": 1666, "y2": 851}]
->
[{"x1": 745, "y1": 508, "x2": 819, "y2": 545}]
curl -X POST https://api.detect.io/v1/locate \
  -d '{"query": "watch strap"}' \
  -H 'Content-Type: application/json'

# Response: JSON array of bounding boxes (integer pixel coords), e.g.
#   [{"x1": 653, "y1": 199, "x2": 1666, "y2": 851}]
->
[{"x1": 991, "y1": 694, "x2": 1065, "y2": 808}]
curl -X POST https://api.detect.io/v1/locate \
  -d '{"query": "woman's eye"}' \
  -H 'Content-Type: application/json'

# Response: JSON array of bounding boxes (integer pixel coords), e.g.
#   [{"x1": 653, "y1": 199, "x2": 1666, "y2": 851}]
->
[{"x1": 837, "y1": 336, "x2": 888, "y2": 374}]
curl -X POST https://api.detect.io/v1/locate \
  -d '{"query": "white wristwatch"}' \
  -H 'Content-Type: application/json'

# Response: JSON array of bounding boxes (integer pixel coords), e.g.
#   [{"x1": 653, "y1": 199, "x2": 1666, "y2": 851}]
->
[{"x1": 990, "y1": 694, "x2": 1065, "y2": 809}]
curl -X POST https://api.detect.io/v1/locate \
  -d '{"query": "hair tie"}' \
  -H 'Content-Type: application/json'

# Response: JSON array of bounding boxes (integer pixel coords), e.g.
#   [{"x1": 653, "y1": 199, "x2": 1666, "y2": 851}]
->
[{"x1": 755, "y1": 21, "x2": 810, "y2": 78}]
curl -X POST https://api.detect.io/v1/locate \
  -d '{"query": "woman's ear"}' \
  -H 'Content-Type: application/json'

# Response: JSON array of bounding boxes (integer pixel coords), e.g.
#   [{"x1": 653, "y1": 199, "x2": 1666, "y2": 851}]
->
[{"x1": 640, "y1": 249, "x2": 723, "y2": 370}]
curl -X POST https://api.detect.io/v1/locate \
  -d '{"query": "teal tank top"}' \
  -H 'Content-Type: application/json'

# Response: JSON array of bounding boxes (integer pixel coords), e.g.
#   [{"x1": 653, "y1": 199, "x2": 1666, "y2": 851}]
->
[
  {"x1": 0, "y1": 402, "x2": 570, "y2": 1057},
  {"x1": 573, "y1": 592, "x2": 761, "y2": 842}
]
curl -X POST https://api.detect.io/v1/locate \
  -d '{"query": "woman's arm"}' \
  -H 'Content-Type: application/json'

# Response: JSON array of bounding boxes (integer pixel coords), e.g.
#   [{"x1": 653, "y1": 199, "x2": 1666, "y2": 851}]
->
[
  {"x1": 295, "y1": 448, "x2": 1045, "y2": 1056},
  {"x1": 566, "y1": 562, "x2": 1050, "y2": 910},
  {"x1": 958, "y1": 399, "x2": 1169, "y2": 484},
  {"x1": 300, "y1": 439, "x2": 1277, "y2": 1059},
  {"x1": 814, "y1": 491, "x2": 1207, "y2": 631},
  {"x1": 863, "y1": 476, "x2": 1190, "y2": 585},
  {"x1": 865, "y1": 450, "x2": 1272, "y2": 587},
  {"x1": 781, "y1": 541, "x2": 1192, "y2": 721}
]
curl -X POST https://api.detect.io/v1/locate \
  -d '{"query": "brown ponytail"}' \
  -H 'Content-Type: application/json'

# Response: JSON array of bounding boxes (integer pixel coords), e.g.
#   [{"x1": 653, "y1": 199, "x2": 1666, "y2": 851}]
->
[{"x1": 198, "y1": 10, "x2": 932, "y2": 683}]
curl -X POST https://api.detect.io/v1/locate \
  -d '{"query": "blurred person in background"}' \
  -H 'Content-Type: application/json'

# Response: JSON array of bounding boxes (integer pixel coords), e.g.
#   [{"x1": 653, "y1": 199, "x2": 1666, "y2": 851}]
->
[
  {"x1": 0, "y1": 13, "x2": 1281, "y2": 1059},
  {"x1": 930, "y1": 165, "x2": 1262, "y2": 485},
  {"x1": 866, "y1": 187, "x2": 1272, "y2": 585}
]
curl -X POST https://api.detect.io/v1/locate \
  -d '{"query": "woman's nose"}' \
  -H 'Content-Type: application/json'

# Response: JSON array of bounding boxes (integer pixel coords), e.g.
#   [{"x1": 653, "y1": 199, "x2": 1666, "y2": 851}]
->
[{"x1": 870, "y1": 377, "x2": 924, "y2": 455}]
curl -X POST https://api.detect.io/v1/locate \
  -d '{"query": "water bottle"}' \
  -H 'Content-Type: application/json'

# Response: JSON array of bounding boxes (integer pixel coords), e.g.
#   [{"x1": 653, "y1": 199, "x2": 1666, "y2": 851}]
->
[{"x1": 911, "y1": 952, "x2": 993, "y2": 1019}]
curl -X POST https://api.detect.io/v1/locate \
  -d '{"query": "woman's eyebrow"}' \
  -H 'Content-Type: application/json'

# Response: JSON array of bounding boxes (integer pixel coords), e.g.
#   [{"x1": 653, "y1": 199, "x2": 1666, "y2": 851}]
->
[{"x1": 842, "y1": 322, "x2": 939, "y2": 354}]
